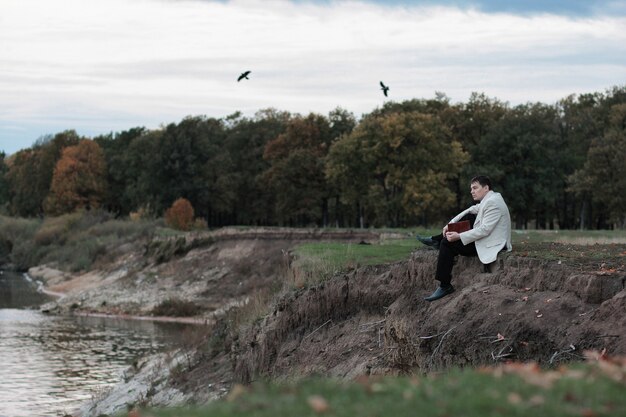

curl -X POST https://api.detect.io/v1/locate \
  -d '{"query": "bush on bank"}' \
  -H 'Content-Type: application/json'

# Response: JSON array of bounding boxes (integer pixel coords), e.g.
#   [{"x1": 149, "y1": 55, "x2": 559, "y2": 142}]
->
[{"x1": 0, "y1": 211, "x2": 158, "y2": 272}]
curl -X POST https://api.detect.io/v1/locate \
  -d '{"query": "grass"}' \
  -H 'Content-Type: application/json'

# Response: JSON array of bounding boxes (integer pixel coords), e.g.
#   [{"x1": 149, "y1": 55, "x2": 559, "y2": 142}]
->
[
  {"x1": 513, "y1": 229, "x2": 626, "y2": 245},
  {"x1": 139, "y1": 360, "x2": 625, "y2": 417},
  {"x1": 294, "y1": 239, "x2": 418, "y2": 269},
  {"x1": 291, "y1": 229, "x2": 626, "y2": 283}
]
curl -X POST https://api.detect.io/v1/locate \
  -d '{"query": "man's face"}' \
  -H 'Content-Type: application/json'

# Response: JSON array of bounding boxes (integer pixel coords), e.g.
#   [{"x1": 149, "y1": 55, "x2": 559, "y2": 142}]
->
[{"x1": 470, "y1": 181, "x2": 490, "y2": 202}]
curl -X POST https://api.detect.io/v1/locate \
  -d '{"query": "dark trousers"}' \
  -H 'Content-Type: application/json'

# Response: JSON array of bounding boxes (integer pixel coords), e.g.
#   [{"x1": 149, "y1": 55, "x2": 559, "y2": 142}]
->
[{"x1": 435, "y1": 213, "x2": 477, "y2": 286}]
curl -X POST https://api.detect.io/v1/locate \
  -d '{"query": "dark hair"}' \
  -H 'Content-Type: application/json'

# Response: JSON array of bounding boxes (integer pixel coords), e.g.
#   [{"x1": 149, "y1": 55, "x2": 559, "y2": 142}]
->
[{"x1": 471, "y1": 175, "x2": 492, "y2": 190}]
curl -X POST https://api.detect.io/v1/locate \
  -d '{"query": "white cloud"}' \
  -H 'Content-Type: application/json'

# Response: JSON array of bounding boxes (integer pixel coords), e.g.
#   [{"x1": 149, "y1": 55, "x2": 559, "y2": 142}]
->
[{"x1": 1, "y1": 0, "x2": 625, "y2": 153}]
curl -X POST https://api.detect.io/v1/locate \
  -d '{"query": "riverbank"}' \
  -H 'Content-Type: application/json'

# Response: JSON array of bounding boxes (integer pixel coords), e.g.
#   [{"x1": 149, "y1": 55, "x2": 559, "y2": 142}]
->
[
  {"x1": 30, "y1": 227, "x2": 389, "y2": 320},
  {"x1": 5, "y1": 225, "x2": 626, "y2": 416}
]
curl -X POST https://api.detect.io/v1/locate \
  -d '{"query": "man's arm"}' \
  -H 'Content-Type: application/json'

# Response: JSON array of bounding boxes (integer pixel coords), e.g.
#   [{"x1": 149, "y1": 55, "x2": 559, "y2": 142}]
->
[
  {"x1": 449, "y1": 203, "x2": 480, "y2": 224},
  {"x1": 459, "y1": 200, "x2": 503, "y2": 245},
  {"x1": 443, "y1": 203, "x2": 481, "y2": 235}
]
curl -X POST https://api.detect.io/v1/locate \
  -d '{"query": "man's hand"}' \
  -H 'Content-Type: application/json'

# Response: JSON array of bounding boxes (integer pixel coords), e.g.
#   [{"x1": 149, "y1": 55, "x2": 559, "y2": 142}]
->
[
  {"x1": 442, "y1": 225, "x2": 449, "y2": 235},
  {"x1": 445, "y1": 231, "x2": 461, "y2": 242}
]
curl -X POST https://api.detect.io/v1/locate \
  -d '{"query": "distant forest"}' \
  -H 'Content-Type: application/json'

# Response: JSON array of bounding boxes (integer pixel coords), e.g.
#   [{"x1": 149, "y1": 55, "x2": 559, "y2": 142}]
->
[{"x1": 1, "y1": 86, "x2": 625, "y2": 229}]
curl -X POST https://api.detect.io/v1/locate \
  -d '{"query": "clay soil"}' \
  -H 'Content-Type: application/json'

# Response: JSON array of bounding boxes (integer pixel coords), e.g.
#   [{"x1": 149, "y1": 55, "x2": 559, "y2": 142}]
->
[{"x1": 231, "y1": 247, "x2": 625, "y2": 377}]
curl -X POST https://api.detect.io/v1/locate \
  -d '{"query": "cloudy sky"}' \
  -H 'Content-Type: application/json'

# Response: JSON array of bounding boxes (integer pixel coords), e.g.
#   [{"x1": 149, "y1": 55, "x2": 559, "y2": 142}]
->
[{"x1": 1, "y1": 0, "x2": 625, "y2": 155}]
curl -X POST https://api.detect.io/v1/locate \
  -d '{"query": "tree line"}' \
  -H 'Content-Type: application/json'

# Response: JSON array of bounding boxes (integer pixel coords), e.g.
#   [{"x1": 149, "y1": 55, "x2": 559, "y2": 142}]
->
[{"x1": 1, "y1": 86, "x2": 625, "y2": 229}]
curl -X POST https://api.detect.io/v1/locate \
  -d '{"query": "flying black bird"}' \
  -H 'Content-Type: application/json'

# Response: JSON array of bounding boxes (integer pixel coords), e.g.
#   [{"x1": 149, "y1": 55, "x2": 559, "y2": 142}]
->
[
  {"x1": 380, "y1": 81, "x2": 389, "y2": 97},
  {"x1": 237, "y1": 71, "x2": 251, "y2": 82}
]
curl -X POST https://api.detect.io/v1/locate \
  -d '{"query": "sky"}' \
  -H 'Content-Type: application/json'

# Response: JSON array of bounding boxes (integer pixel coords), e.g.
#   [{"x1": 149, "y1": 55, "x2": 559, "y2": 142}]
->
[{"x1": 1, "y1": 0, "x2": 625, "y2": 155}]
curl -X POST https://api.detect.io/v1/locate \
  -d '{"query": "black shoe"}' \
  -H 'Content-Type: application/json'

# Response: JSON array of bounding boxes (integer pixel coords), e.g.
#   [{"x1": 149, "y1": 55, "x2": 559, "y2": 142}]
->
[
  {"x1": 416, "y1": 235, "x2": 440, "y2": 250},
  {"x1": 424, "y1": 284, "x2": 455, "y2": 302}
]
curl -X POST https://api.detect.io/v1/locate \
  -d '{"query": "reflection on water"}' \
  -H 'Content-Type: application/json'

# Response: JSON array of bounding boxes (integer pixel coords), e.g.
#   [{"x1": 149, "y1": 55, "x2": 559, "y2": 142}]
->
[{"x1": 0, "y1": 271, "x2": 192, "y2": 417}]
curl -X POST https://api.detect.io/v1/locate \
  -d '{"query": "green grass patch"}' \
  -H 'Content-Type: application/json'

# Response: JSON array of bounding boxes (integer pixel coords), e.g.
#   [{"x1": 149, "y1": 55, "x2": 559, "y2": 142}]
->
[
  {"x1": 291, "y1": 229, "x2": 626, "y2": 283},
  {"x1": 291, "y1": 238, "x2": 420, "y2": 285},
  {"x1": 513, "y1": 229, "x2": 626, "y2": 245},
  {"x1": 145, "y1": 362, "x2": 625, "y2": 417}
]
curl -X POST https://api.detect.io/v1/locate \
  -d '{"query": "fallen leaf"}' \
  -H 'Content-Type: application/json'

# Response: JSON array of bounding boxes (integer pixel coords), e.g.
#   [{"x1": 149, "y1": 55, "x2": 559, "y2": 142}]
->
[
  {"x1": 529, "y1": 395, "x2": 545, "y2": 406},
  {"x1": 507, "y1": 392, "x2": 522, "y2": 405},
  {"x1": 307, "y1": 395, "x2": 330, "y2": 413},
  {"x1": 370, "y1": 383, "x2": 385, "y2": 393},
  {"x1": 536, "y1": 314, "x2": 543, "y2": 318},
  {"x1": 563, "y1": 392, "x2": 578, "y2": 403},
  {"x1": 545, "y1": 298, "x2": 553, "y2": 303},
  {"x1": 520, "y1": 341, "x2": 529, "y2": 346},
  {"x1": 600, "y1": 348, "x2": 608, "y2": 359},
  {"x1": 497, "y1": 333, "x2": 505, "y2": 341},
  {"x1": 581, "y1": 408, "x2": 597, "y2": 417},
  {"x1": 227, "y1": 384, "x2": 247, "y2": 402},
  {"x1": 563, "y1": 369, "x2": 586, "y2": 380},
  {"x1": 522, "y1": 296, "x2": 529, "y2": 302},
  {"x1": 535, "y1": 310, "x2": 540, "y2": 314}
]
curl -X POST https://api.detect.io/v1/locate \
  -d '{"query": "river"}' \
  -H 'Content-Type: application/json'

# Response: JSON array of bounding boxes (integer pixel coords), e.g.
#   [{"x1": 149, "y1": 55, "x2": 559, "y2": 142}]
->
[{"x1": 0, "y1": 270, "x2": 192, "y2": 417}]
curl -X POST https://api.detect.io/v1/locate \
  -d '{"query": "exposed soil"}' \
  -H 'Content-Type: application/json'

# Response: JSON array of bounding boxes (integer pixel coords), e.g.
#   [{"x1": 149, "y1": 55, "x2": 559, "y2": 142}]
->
[
  {"x1": 35, "y1": 227, "x2": 386, "y2": 319},
  {"x1": 26, "y1": 229, "x2": 626, "y2": 415},
  {"x1": 229, "y1": 248, "x2": 625, "y2": 384}
]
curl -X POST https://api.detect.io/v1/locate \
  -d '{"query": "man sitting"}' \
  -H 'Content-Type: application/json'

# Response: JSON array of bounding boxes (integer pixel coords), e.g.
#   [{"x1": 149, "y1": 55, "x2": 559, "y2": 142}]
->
[{"x1": 422, "y1": 175, "x2": 512, "y2": 301}]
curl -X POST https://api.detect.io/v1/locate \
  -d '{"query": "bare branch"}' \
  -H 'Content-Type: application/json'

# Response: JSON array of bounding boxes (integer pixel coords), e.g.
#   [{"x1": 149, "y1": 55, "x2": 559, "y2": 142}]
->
[{"x1": 303, "y1": 319, "x2": 332, "y2": 340}]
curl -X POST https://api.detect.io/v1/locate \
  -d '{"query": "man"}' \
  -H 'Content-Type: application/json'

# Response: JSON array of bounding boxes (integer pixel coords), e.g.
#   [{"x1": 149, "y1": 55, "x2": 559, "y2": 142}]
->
[{"x1": 424, "y1": 175, "x2": 512, "y2": 302}]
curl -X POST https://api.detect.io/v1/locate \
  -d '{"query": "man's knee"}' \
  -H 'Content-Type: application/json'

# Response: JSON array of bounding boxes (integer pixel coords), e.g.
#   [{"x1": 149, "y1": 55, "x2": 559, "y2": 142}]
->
[{"x1": 439, "y1": 238, "x2": 452, "y2": 250}]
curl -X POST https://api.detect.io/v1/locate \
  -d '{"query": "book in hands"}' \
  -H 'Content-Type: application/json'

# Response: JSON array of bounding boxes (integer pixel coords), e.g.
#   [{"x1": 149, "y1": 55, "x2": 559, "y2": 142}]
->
[{"x1": 447, "y1": 220, "x2": 471, "y2": 233}]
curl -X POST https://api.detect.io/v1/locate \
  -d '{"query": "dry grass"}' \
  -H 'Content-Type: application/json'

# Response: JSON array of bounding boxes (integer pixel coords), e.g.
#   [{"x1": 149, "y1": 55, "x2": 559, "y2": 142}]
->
[
  {"x1": 228, "y1": 290, "x2": 274, "y2": 331},
  {"x1": 554, "y1": 236, "x2": 626, "y2": 245}
]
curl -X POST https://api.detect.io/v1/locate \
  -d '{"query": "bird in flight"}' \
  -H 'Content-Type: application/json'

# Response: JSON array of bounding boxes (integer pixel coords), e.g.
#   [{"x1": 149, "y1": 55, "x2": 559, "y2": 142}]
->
[
  {"x1": 380, "y1": 81, "x2": 389, "y2": 97},
  {"x1": 238, "y1": 71, "x2": 251, "y2": 82}
]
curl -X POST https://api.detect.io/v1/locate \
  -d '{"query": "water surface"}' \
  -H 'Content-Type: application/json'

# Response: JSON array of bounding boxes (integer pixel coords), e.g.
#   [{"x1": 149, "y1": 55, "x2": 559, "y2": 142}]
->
[{"x1": 0, "y1": 271, "x2": 192, "y2": 417}]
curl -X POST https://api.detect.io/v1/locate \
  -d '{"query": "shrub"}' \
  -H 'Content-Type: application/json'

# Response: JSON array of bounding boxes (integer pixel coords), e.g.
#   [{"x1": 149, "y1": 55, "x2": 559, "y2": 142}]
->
[
  {"x1": 151, "y1": 297, "x2": 202, "y2": 317},
  {"x1": 193, "y1": 217, "x2": 208, "y2": 230},
  {"x1": 130, "y1": 205, "x2": 152, "y2": 222},
  {"x1": 165, "y1": 198, "x2": 195, "y2": 231},
  {"x1": 10, "y1": 240, "x2": 47, "y2": 270}
]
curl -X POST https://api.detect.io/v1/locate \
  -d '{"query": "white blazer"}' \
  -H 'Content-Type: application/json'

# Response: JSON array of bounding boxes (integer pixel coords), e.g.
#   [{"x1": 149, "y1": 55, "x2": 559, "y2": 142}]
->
[{"x1": 449, "y1": 190, "x2": 512, "y2": 264}]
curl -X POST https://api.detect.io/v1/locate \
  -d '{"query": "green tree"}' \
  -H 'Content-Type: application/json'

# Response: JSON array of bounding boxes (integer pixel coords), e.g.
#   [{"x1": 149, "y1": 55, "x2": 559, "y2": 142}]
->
[
  {"x1": 447, "y1": 93, "x2": 509, "y2": 211},
  {"x1": 0, "y1": 152, "x2": 9, "y2": 210},
  {"x1": 569, "y1": 103, "x2": 626, "y2": 228},
  {"x1": 557, "y1": 87, "x2": 626, "y2": 229},
  {"x1": 326, "y1": 107, "x2": 357, "y2": 226},
  {"x1": 152, "y1": 116, "x2": 235, "y2": 225},
  {"x1": 95, "y1": 127, "x2": 147, "y2": 215},
  {"x1": 224, "y1": 109, "x2": 291, "y2": 225},
  {"x1": 263, "y1": 113, "x2": 333, "y2": 226},
  {"x1": 469, "y1": 103, "x2": 564, "y2": 229},
  {"x1": 327, "y1": 110, "x2": 467, "y2": 227}
]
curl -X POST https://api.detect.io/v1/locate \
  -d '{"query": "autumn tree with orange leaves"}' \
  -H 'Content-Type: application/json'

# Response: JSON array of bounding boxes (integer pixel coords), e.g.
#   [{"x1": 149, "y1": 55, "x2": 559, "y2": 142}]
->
[
  {"x1": 165, "y1": 198, "x2": 195, "y2": 230},
  {"x1": 44, "y1": 140, "x2": 108, "y2": 215}
]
